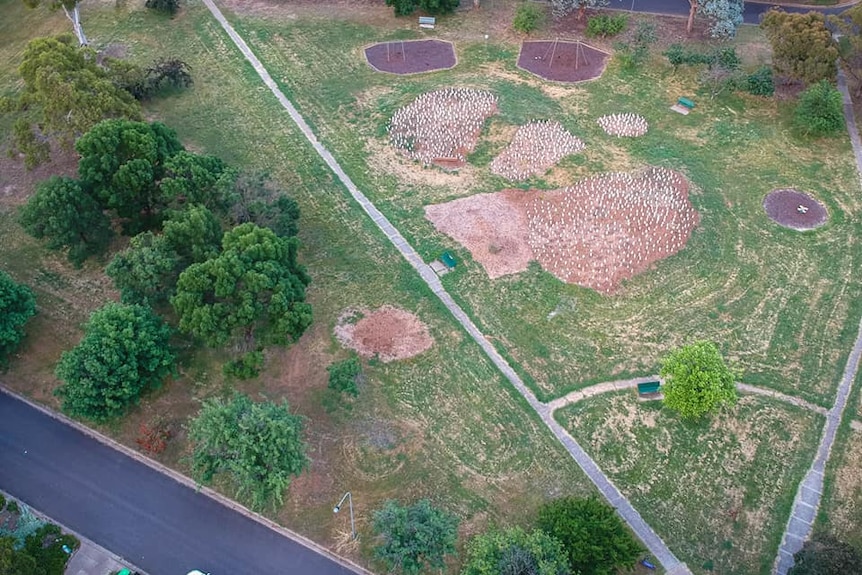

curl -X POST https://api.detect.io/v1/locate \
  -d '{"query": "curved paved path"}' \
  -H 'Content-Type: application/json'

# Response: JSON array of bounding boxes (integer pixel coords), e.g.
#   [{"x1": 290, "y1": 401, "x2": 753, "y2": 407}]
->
[
  {"x1": 546, "y1": 377, "x2": 829, "y2": 417},
  {"x1": 772, "y1": 70, "x2": 862, "y2": 575},
  {"x1": 198, "y1": 0, "x2": 690, "y2": 572}
]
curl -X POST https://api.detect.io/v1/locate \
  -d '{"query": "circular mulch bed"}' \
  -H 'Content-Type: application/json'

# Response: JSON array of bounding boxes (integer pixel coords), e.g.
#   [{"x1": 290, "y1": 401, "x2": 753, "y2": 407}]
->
[
  {"x1": 335, "y1": 306, "x2": 434, "y2": 362},
  {"x1": 517, "y1": 40, "x2": 609, "y2": 83},
  {"x1": 763, "y1": 189, "x2": 828, "y2": 231},
  {"x1": 364, "y1": 39, "x2": 456, "y2": 75}
]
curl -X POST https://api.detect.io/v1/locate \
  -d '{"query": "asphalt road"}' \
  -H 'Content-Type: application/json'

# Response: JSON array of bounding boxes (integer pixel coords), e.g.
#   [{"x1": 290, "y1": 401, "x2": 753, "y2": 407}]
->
[
  {"x1": 0, "y1": 390, "x2": 358, "y2": 575},
  {"x1": 606, "y1": 0, "x2": 850, "y2": 24}
]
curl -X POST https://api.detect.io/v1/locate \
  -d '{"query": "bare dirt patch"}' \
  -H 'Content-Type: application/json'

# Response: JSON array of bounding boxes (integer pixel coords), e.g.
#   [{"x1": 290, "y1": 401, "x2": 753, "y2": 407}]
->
[
  {"x1": 763, "y1": 189, "x2": 828, "y2": 231},
  {"x1": 334, "y1": 306, "x2": 434, "y2": 362},
  {"x1": 425, "y1": 167, "x2": 699, "y2": 293},
  {"x1": 597, "y1": 113, "x2": 648, "y2": 137},
  {"x1": 388, "y1": 88, "x2": 498, "y2": 169},
  {"x1": 0, "y1": 147, "x2": 78, "y2": 206},
  {"x1": 517, "y1": 40, "x2": 609, "y2": 83},
  {"x1": 425, "y1": 190, "x2": 532, "y2": 279},
  {"x1": 490, "y1": 120, "x2": 585, "y2": 181},
  {"x1": 364, "y1": 39, "x2": 456, "y2": 75}
]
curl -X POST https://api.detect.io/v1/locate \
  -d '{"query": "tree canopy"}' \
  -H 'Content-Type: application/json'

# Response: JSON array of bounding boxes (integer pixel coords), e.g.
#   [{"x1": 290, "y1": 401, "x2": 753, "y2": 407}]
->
[
  {"x1": 229, "y1": 171, "x2": 301, "y2": 238},
  {"x1": 831, "y1": 5, "x2": 862, "y2": 97},
  {"x1": 76, "y1": 119, "x2": 183, "y2": 232},
  {"x1": 161, "y1": 151, "x2": 236, "y2": 214},
  {"x1": 0, "y1": 271, "x2": 37, "y2": 368},
  {"x1": 372, "y1": 499, "x2": 459, "y2": 574},
  {"x1": 789, "y1": 534, "x2": 862, "y2": 575},
  {"x1": 461, "y1": 527, "x2": 570, "y2": 575},
  {"x1": 106, "y1": 232, "x2": 181, "y2": 305},
  {"x1": 55, "y1": 302, "x2": 175, "y2": 422},
  {"x1": 660, "y1": 340, "x2": 739, "y2": 420},
  {"x1": 14, "y1": 35, "x2": 140, "y2": 164},
  {"x1": 188, "y1": 393, "x2": 308, "y2": 509},
  {"x1": 19, "y1": 176, "x2": 113, "y2": 267},
  {"x1": 684, "y1": 0, "x2": 743, "y2": 38},
  {"x1": 171, "y1": 223, "x2": 312, "y2": 349},
  {"x1": 537, "y1": 496, "x2": 643, "y2": 575},
  {"x1": 794, "y1": 80, "x2": 845, "y2": 137},
  {"x1": 761, "y1": 11, "x2": 838, "y2": 85}
]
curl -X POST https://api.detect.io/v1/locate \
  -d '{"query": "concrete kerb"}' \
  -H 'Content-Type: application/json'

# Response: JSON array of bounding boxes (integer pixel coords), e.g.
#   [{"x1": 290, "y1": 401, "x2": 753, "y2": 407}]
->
[
  {"x1": 0, "y1": 486, "x2": 137, "y2": 575},
  {"x1": 0, "y1": 386, "x2": 373, "y2": 575}
]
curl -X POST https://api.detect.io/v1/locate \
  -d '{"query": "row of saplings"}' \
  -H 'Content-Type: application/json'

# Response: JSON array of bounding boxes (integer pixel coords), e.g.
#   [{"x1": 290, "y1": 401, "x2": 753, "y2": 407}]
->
[
  {"x1": 1, "y1": 117, "x2": 316, "y2": 511},
  {"x1": 367, "y1": 495, "x2": 644, "y2": 575}
]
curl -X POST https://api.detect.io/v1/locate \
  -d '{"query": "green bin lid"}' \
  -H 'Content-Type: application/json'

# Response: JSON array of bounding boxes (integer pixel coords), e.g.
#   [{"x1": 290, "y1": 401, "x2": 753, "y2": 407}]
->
[{"x1": 118, "y1": 569, "x2": 132, "y2": 575}]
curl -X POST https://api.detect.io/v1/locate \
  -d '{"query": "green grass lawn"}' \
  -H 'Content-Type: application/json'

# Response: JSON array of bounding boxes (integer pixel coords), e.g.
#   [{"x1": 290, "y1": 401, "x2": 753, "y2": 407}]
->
[
  {"x1": 214, "y1": 6, "x2": 862, "y2": 408},
  {"x1": 556, "y1": 392, "x2": 823, "y2": 575},
  {"x1": 0, "y1": 0, "x2": 593, "y2": 567}
]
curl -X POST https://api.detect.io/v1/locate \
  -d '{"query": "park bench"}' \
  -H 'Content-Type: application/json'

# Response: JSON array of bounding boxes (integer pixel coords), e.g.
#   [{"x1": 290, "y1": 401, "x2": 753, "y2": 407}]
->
[
  {"x1": 677, "y1": 97, "x2": 695, "y2": 109},
  {"x1": 419, "y1": 16, "x2": 436, "y2": 29},
  {"x1": 637, "y1": 381, "x2": 661, "y2": 396},
  {"x1": 441, "y1": 251, "x2": 457, "y2": 269}
]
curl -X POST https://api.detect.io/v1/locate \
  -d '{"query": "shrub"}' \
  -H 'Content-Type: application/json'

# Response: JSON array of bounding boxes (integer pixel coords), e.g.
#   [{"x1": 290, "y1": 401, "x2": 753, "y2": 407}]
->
[
  {"x1": 513, "y1": 3, "x2": 545, "y2": 34},
  {"x1": 794, "y1": 80, "x2": 845, "y2": 137},
  {"x1": 0, "y1": 494, "x2": 5, "y2": 510},
  {"x1": 6, "y1": 501, "x2": 19, "y2": 515},
  {"x1": 0, "y1": 270, "x2": 36, "y2": 368},
  {"x1": 223, "y1": 351, "x2": 265, "y2": 380},
  {"x1": 372, "y1": 499, "x2": 459, "y2": 574},
  {"x1": 586, "y1": 14, "x2": 627, "y2": 38},
  {"x1": 746, "y1": 66, "x2": 774, "y2": 96},
  {"x1": 664, "y1": 44, "x2": 739, "y2": 70},
  {"x1": 615, "y1": 21, "x2": 656, "y2": 72},
  {"x1": 136, "y1": 418, "x2": 173, "y2": 455},
  {"x1": 327, "y1": 355, "x2": 361, "y2": 396}
]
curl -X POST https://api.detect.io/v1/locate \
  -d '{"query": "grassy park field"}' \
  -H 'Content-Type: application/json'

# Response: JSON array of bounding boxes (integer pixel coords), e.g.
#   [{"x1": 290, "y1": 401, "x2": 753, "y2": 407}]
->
[{"x1": 1, "y1": 0, "x2": 862, "y2": 572}]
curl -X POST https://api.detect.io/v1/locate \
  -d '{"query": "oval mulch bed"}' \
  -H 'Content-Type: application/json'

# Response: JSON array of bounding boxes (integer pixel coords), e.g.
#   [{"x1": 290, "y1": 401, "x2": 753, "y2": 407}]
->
[
  {"x1": 763, "y1": 189, "x2": 828, "y2": 231},
  {"x1": 335, "y1": 306, "x2": 434, "y2": 362},
  {"x1": 365, "y1": 39, "x2": 456, "y2": 75},
  {"x1": 517, "y1": 40, "x2": 609, "y2": 83}
]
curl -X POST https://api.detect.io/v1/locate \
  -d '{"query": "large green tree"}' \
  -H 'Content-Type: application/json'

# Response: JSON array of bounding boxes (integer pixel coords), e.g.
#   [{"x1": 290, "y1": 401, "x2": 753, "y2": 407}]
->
[
  {"x1": 372, "y1": 499, "x2": 459, "y2": 575},
  {"x1": 537, "y1": 496, "x2": 643, "y2": 575},
  {"x1": 55, "y1": 302, "x2": 175, "y2": 422},
  {"x1": 13, "y1": 35, "x2": 140, "y2": 165},
  {"x1": 789, "y1": 534, "x2": 862, "y2": 575},
  {"x1": 161, "y1": 204, "x2": 223, "y2": 266},
  {"x1": 171, "y1": 223, "x2": 312, "y2": 350},
  {"x1": 660, "y1": 340, "x2": 739, "y2": 420},
  {"x1": 461, "y1": 527, "x2": 570, "y2": 575},
  {"x1": 106, "y1": 232, "x2": 181, "y2": 305},
  {"x1": 160, "y1": 151, "x2": 236, "y2": 214},
  {"x1": 188, "y1": 393, "x2": 308, "y2": 509},
  {"x1": 76, "y1": 119, "x2": 183, "y2": 232},
  {"x1": 19, "y1": 176, "x2": 113, "y2": 267},
  {"x1": 0, "y1": 271, "x2": 37, "y2": 368},
  {"x1": 761, "y1": 11, "x2": 838, "y2": 85},
  {"x1": 794, "y1": 80, "x2": 845, "y2": 137}
]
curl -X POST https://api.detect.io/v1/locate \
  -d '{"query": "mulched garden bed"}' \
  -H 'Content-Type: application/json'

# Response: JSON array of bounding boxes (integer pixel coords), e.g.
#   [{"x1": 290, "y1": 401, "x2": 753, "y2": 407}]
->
[
  {"x1": 763, "y1": 189, "x2": 828, "y2": 231},
  {"x1": 364, "y1": 39, "x2": 456, "y2": 75},
  {"x1": 517, "y1": 40, "x2": 609, "y2": 83}
]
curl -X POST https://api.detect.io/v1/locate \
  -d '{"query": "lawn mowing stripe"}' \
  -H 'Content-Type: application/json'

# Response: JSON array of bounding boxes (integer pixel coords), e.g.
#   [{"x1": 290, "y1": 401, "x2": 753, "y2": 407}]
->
[
  {"x1": 199, "y1": 0, "x2": 691, "y2": 572},
  {"x1": 775, "y1": 74, "x2": 862, "y2": 572}
]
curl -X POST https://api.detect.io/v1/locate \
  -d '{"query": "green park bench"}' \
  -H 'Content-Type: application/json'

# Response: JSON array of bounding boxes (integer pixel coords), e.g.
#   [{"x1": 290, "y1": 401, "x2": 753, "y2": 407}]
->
[
  {"x1": 419, "y1": 16, "x2": 436, "y2": 29},
  {"x1": 441, "y1": 251, "x2": 457, "y2": 269},
  {"x1": 677, "y1": 97, "x2": 695, "y2": 110},
  {"x1": 637, "y1": 381, "x2": 661, "y2": 395}
]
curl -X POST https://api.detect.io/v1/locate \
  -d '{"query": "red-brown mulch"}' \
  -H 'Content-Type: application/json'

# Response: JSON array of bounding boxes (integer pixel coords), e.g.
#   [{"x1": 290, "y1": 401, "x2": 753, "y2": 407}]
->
[
  {"x1": 763, "y1": 189, "x2": 828, "y2": 231},
  {"x1": 364, "y1": 39, "x2": 456, "y2": 75},
  {"x1": 517, "y1": 40, "x2": 609, "y2": 83}
]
